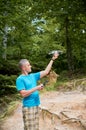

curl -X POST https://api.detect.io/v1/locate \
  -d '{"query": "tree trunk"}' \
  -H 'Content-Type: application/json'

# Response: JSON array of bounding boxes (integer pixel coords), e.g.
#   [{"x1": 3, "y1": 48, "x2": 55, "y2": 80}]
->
[
  {"x1": 65, "y1": 16, "x2": 74, "y2": 74},
  {"x1": 2, "y1": 26, "x2": 8, "y2": 60}
]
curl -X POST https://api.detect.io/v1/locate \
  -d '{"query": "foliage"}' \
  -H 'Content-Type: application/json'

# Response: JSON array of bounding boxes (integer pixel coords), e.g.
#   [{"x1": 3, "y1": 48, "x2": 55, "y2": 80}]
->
[
  {"x1": 0, "y1": 74, "x2": 17, "y2": 87},
  {"x1": 0, "y1": 0, "x2": 86, "y2": 75},
  {"x1": 0, "y1": 60, "x2": 20, "y2": 75}
]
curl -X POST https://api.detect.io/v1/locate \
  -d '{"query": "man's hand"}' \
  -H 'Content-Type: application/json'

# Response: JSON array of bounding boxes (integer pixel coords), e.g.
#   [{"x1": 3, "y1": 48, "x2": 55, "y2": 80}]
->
[
  {"x1": 52, "y1": 52, "x2": 59, "y2": 61},
  {"x1": 37, "y1": 84, "x2": 44, "y2": 90}
]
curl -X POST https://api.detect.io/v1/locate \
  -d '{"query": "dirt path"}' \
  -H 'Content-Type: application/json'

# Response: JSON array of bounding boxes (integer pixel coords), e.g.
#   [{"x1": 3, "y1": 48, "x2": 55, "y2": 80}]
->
[
  {"x1": 0, "y1": 103, "x2": 24, "y2": 130},
  {"x1": 0, "y1": 91, "x2": 86, "y2": 130}
]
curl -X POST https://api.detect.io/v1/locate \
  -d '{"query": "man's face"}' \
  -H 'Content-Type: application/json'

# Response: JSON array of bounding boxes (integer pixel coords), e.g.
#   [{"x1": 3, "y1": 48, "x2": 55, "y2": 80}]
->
[{"x1": 23, "y1": 61, "x2": 32, "y2": 73}]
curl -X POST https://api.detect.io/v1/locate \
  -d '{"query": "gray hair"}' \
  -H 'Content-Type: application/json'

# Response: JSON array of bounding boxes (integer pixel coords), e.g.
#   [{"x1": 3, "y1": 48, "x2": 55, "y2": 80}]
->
[{"x1": 19, "y1": 59, "x2": 29, "y2": 68}]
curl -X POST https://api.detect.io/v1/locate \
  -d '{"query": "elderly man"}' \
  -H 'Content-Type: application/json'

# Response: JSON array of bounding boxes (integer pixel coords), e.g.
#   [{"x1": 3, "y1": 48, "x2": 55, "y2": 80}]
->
[{"x1": 16, "y1": 53, "x2": 58, "y2": 130}]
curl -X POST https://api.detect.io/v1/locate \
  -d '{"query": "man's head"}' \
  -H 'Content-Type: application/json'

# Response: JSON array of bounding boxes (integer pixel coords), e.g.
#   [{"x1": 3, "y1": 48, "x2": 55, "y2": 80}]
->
[{"x1": 19, "y1": 59, "x2": 32, "y2": 74}]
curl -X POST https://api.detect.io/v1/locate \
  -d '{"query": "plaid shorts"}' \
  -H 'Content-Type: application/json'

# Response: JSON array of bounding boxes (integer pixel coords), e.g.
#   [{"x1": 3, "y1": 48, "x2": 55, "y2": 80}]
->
[{"x1": 22, "y1": 106, "x2": 39, "y2": 130}]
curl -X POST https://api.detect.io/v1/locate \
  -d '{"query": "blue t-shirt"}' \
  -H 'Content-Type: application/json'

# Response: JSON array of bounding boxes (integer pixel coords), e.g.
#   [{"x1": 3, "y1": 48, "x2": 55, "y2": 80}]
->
[{"x1": 16, "y1": 72, "x2": 40, "y2": 107}]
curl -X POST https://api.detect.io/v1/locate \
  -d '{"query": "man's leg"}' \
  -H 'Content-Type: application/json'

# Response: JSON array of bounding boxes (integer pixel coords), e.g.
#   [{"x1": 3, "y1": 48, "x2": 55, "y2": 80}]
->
[
  {"x1": 35, "y1": 106, "x2": 39, "y2": 130},
  {"x1": 22, "y1": 106, "x2": 39, "y2": 130}
]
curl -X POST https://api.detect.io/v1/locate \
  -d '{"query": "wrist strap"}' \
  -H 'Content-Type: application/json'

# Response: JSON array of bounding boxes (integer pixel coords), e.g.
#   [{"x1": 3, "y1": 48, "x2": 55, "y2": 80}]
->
[{"x1": 51, "y1": 59, "x2": 54, "y2": 61}]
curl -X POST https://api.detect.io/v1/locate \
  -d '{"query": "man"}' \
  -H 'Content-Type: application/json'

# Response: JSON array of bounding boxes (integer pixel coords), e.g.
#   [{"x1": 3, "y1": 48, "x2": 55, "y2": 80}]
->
[{"x1": 16, "y1": 53, "x2": 59, "y2": 130}]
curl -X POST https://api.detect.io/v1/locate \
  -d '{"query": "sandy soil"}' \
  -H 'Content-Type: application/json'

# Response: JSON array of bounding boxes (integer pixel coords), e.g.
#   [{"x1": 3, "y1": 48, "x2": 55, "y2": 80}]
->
[{"x1": 0, "y1": 91, "x2": 86, "y2": 130}]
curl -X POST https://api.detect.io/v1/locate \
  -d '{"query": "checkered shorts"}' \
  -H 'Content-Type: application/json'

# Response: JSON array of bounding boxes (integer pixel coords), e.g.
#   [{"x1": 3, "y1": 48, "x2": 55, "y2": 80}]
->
[{"x1": 22, "y1": 106, "x2": 39, "y2": 130}]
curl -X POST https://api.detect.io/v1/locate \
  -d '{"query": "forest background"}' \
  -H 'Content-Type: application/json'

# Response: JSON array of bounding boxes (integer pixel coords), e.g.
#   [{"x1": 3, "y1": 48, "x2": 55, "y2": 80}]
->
[{"x1": 0, "y1": 0, "x2": 86, "y2": 101}]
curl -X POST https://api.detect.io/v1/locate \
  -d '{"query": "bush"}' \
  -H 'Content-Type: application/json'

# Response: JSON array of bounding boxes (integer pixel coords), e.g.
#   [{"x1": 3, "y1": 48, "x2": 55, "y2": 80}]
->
[
  {"x1": 0, "y1": 86, "x2": 18, "y2": 96},
  {"x1": 0, "y1": 60, "x2": 20, "y2": 75},
  {"x1": 0, "y1": 74, "x2": 17, "y2": 86},
  {"x1": 0, "y1": 74, "x2": 18, "y2": 96}
]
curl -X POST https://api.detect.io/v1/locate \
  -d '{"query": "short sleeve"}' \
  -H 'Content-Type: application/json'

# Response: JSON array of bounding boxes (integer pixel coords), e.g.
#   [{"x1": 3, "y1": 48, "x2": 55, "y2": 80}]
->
[
  {"x1": 16, "y1": 77, "x2": 25, "y2": 91},
  {"x1": 33, "y1": 72, "x2": 40, "y2": 81}
]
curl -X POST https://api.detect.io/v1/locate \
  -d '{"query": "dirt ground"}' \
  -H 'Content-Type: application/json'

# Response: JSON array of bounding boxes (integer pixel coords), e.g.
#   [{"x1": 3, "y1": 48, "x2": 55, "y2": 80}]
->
[{"x1": 0, "y1": 91, "x2": 86, "y2": 130}]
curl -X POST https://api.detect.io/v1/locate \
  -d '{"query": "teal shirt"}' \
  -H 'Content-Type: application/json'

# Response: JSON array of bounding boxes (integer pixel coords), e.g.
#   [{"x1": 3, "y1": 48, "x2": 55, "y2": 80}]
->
[{"x1": 16, "y1": 72, "x2": 40, "y2": 107}]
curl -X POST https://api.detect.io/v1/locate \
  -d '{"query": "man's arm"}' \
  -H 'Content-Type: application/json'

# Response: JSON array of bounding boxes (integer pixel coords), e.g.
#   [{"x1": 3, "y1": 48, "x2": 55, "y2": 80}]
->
[
  {"x1": 40, "y1": 53, "x2": 59, "y2": 78},
  {"x1": 19, "y1": 84, "x2": 43, "y2": 97}
]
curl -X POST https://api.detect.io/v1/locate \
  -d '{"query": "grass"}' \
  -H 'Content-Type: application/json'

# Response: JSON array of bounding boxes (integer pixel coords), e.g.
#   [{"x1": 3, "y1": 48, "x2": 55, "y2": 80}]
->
[{"x1": 0, "y1": 93, "x2": 21, "y2": 122}]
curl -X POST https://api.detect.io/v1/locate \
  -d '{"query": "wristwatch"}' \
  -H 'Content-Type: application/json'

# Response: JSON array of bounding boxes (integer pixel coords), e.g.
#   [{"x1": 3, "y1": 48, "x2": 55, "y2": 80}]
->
[{"x1": 51, "y1": 59, "x2": 54, "y2": 61}]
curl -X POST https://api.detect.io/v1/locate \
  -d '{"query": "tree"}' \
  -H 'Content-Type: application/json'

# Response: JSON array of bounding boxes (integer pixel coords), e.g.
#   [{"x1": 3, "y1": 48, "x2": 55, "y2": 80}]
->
[
  {"x1": 29, "y1": 0, "x2": 86, "y2": 73},
  {"x1": 0, "y1": 0, "x2": 86, "y2": 74}
]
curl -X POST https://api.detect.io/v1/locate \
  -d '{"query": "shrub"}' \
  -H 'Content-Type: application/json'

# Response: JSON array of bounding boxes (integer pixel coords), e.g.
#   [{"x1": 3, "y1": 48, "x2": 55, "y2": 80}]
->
[
  {"x1": 0, "y1": 60, "x2": 20, "y2": 75},
  {"x1": 0, "y1": 75, "x2": 18, "y2": 96},
  {"x1": 0, "y1": 74, "x2": 17, "y2": 86}
]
